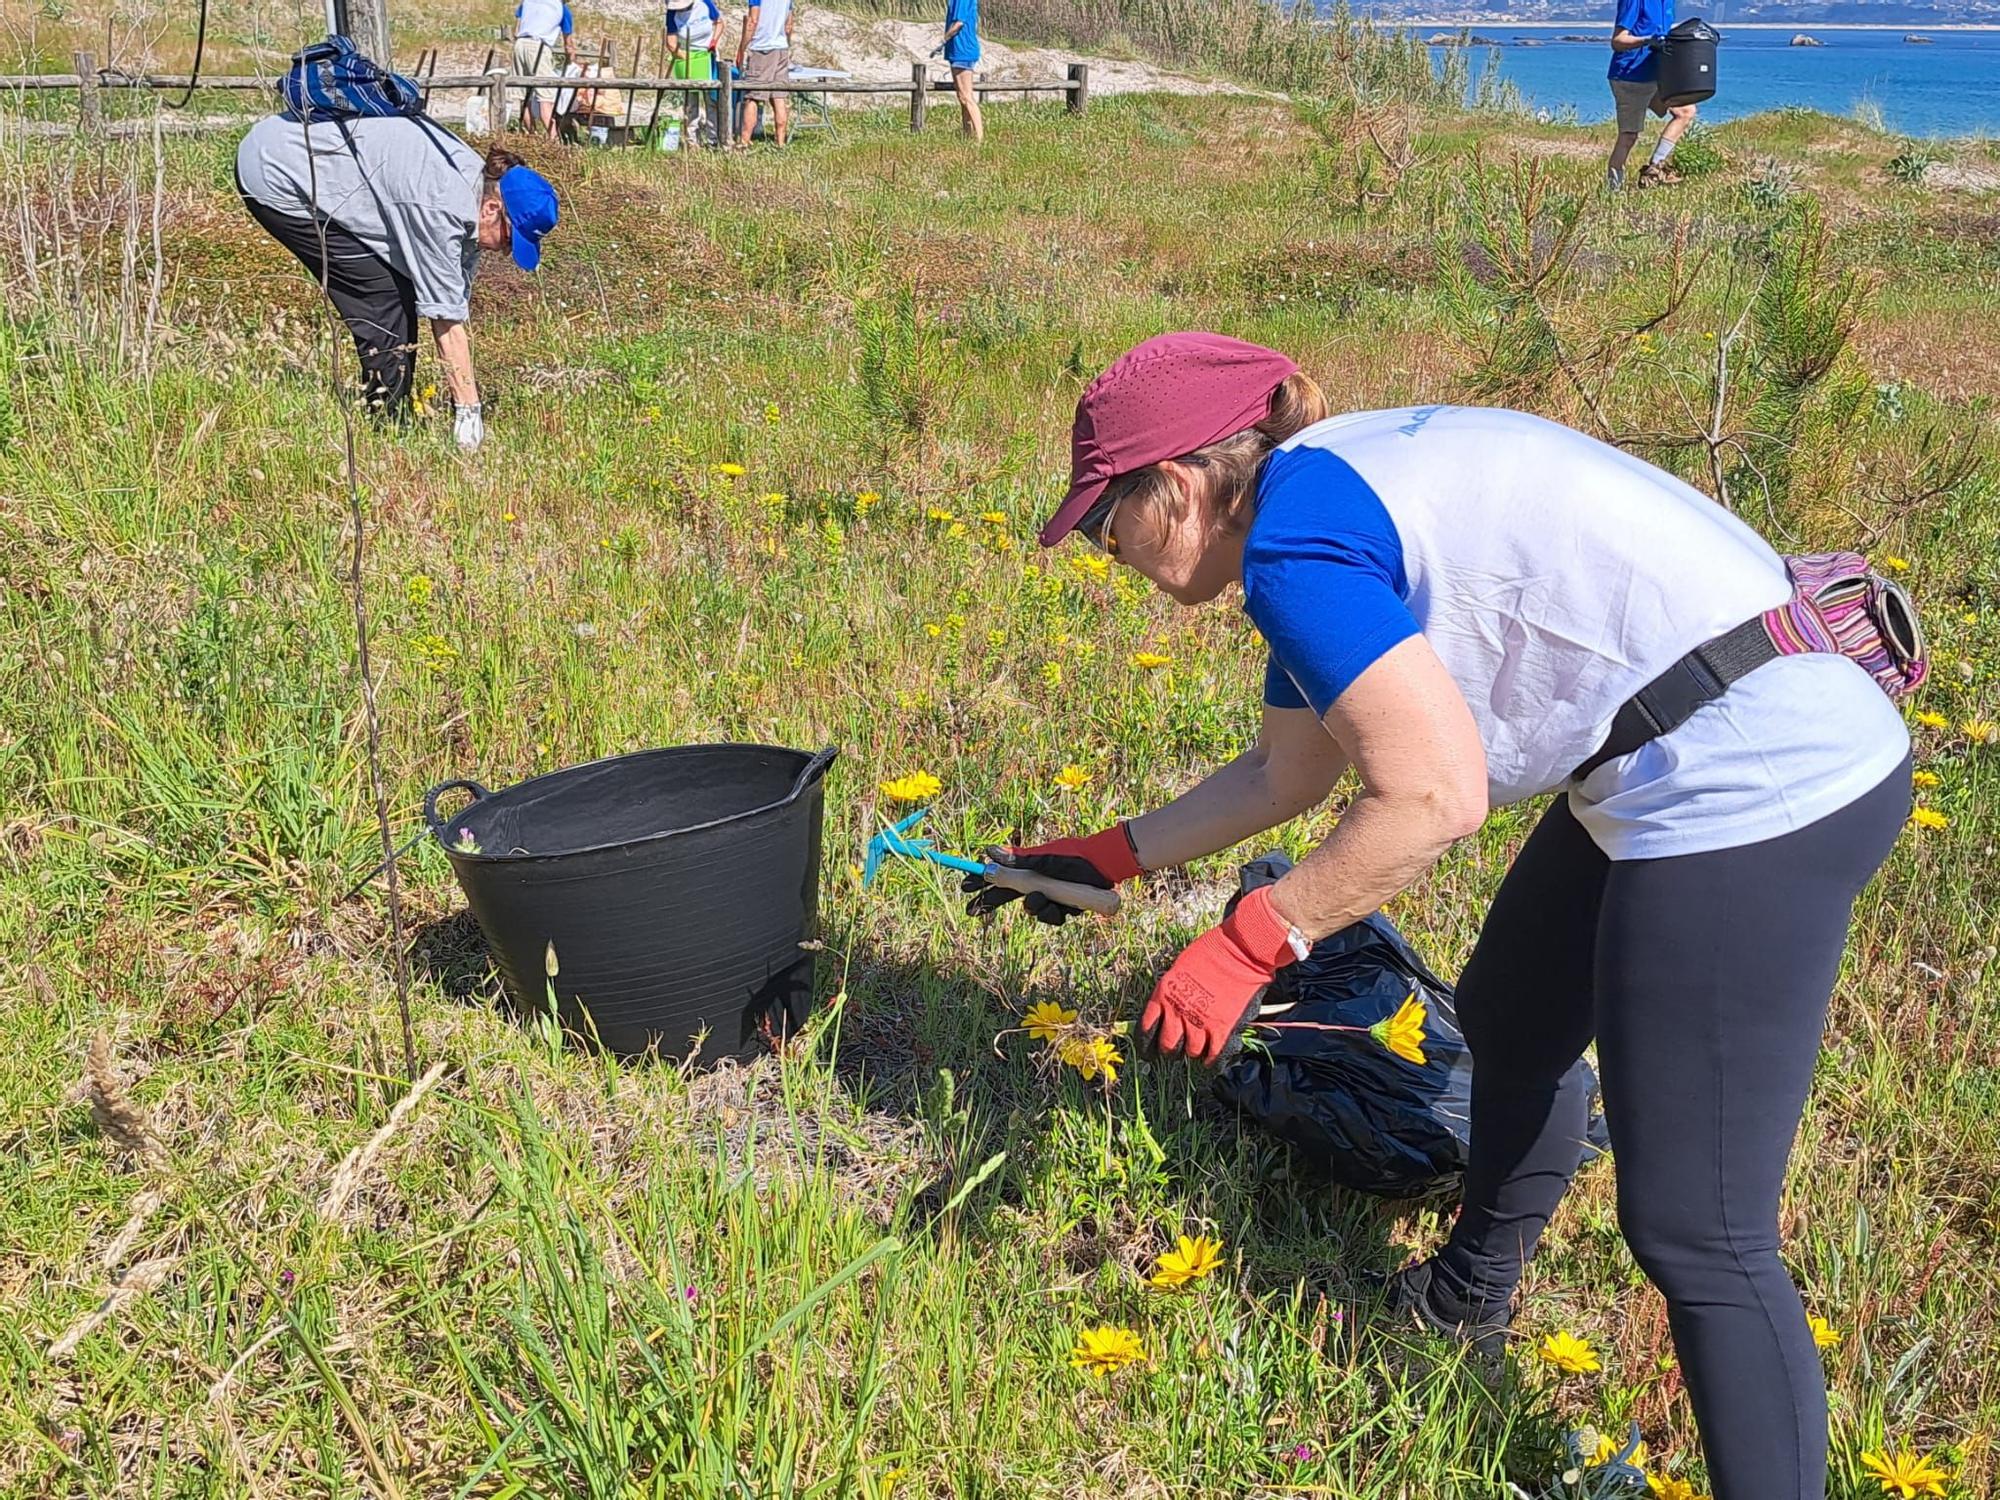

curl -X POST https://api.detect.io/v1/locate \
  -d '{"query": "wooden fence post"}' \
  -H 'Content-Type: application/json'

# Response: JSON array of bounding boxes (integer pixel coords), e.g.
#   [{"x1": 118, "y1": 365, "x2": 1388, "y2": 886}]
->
[
  {"x1": 910, "y1": 61, "x2": 926, "y2": 132},
  {"x1": 716, "y1": 65, "x2": 734, "y2": 147},
  {"x1": 74, "y1": 51, "x2": 102, "y2": 135},
  {"x1": 1067, "y1": 60, "x2": 1089, "y2": 114},
  {"x1": 488, "y1": 71, "x2": 508, "y2": 135}
]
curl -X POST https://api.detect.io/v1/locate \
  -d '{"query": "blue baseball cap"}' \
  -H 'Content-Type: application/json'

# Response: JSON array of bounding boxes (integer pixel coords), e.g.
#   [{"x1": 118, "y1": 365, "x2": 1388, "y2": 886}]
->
[{"x1": 497, "y1": 165, "x2": 558, "y2": 272}]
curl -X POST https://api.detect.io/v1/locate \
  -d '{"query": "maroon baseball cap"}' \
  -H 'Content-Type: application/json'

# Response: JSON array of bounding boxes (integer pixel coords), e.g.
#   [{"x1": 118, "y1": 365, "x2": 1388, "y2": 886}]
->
[{"x1": 1039, "y1": 332, "x2": 1299, "y2": 547}]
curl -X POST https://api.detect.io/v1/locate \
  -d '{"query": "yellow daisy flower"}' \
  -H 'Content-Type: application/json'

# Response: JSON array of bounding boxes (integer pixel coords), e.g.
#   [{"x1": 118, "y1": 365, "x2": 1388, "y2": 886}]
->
[
  {"x1": 1147, "y1": 1233, "x2": 1224, "y2": 1290},
  {"x1": 1370, "y1": 995, "x2": 1429, "y2": 1066},
  {"x1": 1647, "y1": 1478, "x2": 1708, "y2": 1500},
  {"x1": 1910, "y1": 770, "x2": 1941, "y2": 789},
  {"x1": 1537, "y1": 1329, "x2": 1600, "y2": 1374},
  {"x1": 855, "y1": 490, "x2": 881, "y2": 511},
  {"x1": 713, "y1": 462, "x2": 746, "y2": 477},
  {"x1": 1808, "y1": 1314, "x2": 1842, "y2": 1349},
  {"x1": 1132, "y1": 651, "x2": 1173, "y2": 669},
  {"x1": 1860, "y1": 1447, "x2": 1950, "y2": 1498},
  {"x1": 1070, "y1": 554, "x2": 1111, "y2": 582},
  {"x1": 1883, "y1": 555, "x2": 1911, "y2": 572},
  {"x1": 1054, "y1": 763, "x2": 1092, "y2": 791},
  {"x1": 1069, "y1": 1323, "x2": 1147, "y2": 1379},
  {"x1": 978, "y1": 510, "x2": 1008, "y2": 525},
  {"x1": 1963, "y1": 719, "x2": 1997, "y2": 745},
  {"x1": 1590, "y1": 1432, "x2": 1649, "y2": 1469},
  {"x1": 1909, "y1": 807, "x2": 1948, "y2": 831},
  {"x1": 1022, "y1": 1000, "x2": 1078, "y2": 1043},
  {"x1": 1060, "y1": 1035, "x2": 1121, "y2": 1084},
  {"x1": 1913, "y1": 711, "x2": 1949, "y2": 730},
  {"x1": 879, "y1": 771, "x2": 942, "y2": 803}
]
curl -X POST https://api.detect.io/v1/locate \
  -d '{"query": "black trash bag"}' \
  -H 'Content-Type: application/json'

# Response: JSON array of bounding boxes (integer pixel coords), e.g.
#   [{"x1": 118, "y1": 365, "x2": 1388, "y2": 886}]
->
[{"x1": 1213, "y1": 853, "x2": 1608, "y2": 1199}]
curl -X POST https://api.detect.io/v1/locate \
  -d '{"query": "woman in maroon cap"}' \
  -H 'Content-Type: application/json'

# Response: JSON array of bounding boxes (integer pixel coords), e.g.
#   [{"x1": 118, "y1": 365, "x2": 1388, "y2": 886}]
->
[{"x1": 965, "y1": 332, "x2": 1917, "y2": 1500}]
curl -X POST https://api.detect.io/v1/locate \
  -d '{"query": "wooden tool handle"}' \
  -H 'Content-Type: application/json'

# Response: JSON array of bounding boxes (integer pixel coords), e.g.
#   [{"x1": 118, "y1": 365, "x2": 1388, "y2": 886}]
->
[{"x1": 979, "y1": 861, "x2": 1122, "y2": 916}]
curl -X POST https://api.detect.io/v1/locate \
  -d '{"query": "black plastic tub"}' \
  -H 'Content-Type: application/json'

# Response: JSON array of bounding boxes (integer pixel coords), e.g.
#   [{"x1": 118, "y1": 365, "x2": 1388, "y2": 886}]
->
[
  {"x1": 425, "y1": 744, "x2": 837, "y2": 1062},
  {"x1": 1656, "y1": 18, "x2": 1720, "y2": 107}
]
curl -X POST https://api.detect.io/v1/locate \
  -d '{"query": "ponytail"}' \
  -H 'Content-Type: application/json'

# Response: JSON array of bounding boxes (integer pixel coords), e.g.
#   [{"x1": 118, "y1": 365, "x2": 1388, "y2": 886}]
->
[{"x1": 482, "y1": 145, "x2": 527, "y2": 184}]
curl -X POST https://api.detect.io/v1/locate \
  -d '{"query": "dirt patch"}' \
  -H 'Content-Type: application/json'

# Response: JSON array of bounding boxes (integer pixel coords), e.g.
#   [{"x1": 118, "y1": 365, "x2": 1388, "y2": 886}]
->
[
  {"x1": 1922, "y1": 159, "x2": 2000, "y2": 195},
  {"x1": 679, "y1": 1053, "x2": 944, "y2": 1224}
]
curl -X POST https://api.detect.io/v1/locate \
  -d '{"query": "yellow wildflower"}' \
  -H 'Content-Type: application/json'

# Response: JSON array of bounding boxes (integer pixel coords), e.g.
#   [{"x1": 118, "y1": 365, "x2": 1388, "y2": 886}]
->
[
  {"x1": 979, "y1": 510, "x2": 1008, "y2": 525},
  {"x1": 502, "y1": 510, "x2": 517, "y2": 523},
  {"x1": 1042, "y1": 661, "x2": 1063, "y2": 687},
  {"x1": 714, "y1": 462, "x2": 746, "y2": 477},
  {"x1": 947, "y1": 522, "x2": 967, "y2": 539},
  {"x1": 763, "y1": 402, "x2": 780, "y2": 424},
  {"x1": 1647, "y1": 1479, "x2": 1707, "y2": 1500},
  {"x1": 1911, "y1": 770, "x2": 1941, "y2": 789},
  {"x1": 762, "y1": 492, "x2": 787, "y2": 509},
  {"x1": 1022, "y1": 1000, "x2": 1079, "y2": 1042},
  {"x1": 1909, "y1": 807, "x2": 1948, "y2": 831},
  {"x1": 405, "y1": 572, "x2": 434, "y2": 607},
  {"x1": 1860, "y1": 1447, "x2": 1950, "y2": 1498},
  {"x1": 1061, "y1": 1035, "x2": 1121, "y2": 1084},
  {"x1": 1147, "y1": 1233, "x2": 1224, "y2": 1291},
  {"x1": 1370, "y1": 995, "x2": 1428, "y2": 1066},
  {"x1": 856, "y1": 490, "x2": 881, "y2": 511},
  {"x1": 987, "y1": 628, "x2": 1007, "y2": 647},
  {"x1": 1054, "y1": 763, "x2": 1092, "y2": 791},
  {"x1": 1914, "y1": 711, "x2": 1949, "y2": 730},
  {"x1": 1132, "y1": 651, "x2": 1173, "y2": 670},
  {"x1": 926, "y1": 507, "x2": 956, "y2": 523},
  {"x1": 1537, "y1": 1330, "x2": 1600, "y2": 1374},
  {"x1": 1808, "y1": 1314, "x2": 1842, "y2": 1349},
  {"x1": 1963, "y1": 719, "x2": 1997, "y2": 744},
  {"x1": 924, "y1": 623, "x2": 944, "y2": 638},
  {"x1": 877, "y1": 1465, "x2": 905, "y2": 1498},
  {"x1": 879, "y1": 771, "x2": 942, "y2": 803},
  {"x1": 1071, "y1": 554, "x2": 1111, "y2": 582},
  {"x1": 1590, "y1": 1433, "x2": 1649, "y2": 1469},
  {"x1": 1883, "y1": 556, "x2": 1911, "y2": 572},
  {"x1": 1069, "y1": 1324, "x2": 1147, "y2": 1379}
]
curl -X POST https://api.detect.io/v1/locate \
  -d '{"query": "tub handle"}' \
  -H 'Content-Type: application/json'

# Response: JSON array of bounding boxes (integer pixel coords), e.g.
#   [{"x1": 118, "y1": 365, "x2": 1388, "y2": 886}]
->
[
  {"x1": 787, "y1": 746, "x2": 840, "y2": 803},
  {"x1": 424, "y1": 778, "x2": 492, "y2": 839}
]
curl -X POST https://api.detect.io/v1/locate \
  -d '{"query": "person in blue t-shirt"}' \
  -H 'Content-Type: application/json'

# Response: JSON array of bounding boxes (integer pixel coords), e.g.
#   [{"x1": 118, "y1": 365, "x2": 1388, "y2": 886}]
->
[
  {"x1": 968, "y1": 332, "x2": 1915, "y2": 1500},
  {"x1": 1608, "y1": 0, "x2": 1698, "y2": 189},
  {"x1": 931, "y1": 0, "x2": 983, "y2": 143},
  {"x1": 514, "y1": 0, "x2": 574, "y2": 140}
]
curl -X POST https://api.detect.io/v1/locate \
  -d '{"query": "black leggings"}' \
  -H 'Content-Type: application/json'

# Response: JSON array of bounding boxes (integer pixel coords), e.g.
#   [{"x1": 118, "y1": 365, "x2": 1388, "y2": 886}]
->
[
  {"x1": 239, "y1": 175, "x2": 418, "y2": 416},
  {"x1": 1433, "y1": 761, "x2": 1909, "y2": 1500}
]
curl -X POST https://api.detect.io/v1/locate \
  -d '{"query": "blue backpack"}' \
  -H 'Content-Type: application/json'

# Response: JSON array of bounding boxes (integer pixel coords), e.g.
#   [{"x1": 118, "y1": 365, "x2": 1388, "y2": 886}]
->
[{"x1": 278, "y1": 35, "x2": 425, "y2": 122}]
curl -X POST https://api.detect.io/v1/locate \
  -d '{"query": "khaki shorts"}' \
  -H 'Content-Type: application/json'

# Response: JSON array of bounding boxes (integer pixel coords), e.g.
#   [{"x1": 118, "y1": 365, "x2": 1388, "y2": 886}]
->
[
  {"x1": 514, "y1": 34, "x2": 559, "y2": 110},
  {"x1": 1610, "y1": 77, "x2": 1668, "y2": 132},
  {"x1": 742, "y1": 46, "x2": 791, "y2": 103}
]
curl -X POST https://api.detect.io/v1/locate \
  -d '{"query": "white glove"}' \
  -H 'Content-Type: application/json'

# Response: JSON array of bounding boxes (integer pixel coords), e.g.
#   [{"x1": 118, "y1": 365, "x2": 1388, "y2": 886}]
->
[{"x1": 454, "y1": 402, "x2": 484, "y2": 453}]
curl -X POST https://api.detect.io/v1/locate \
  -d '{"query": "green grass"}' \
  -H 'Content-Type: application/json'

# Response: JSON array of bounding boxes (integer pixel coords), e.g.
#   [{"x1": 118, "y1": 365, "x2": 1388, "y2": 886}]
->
[{"x1": 1, "y1": 92, "x2": 1997, "y2": 1499}]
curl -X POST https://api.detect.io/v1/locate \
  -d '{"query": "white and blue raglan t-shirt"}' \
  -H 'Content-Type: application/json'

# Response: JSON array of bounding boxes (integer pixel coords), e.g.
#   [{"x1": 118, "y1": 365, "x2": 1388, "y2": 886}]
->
[{"x1": 1243, "y1": 406, "x2": 1910, "y2": 860}]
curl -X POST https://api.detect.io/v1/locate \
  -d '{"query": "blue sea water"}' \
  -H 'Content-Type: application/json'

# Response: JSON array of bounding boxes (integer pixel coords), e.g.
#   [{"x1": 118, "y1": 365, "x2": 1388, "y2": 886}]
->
[{"x1": 1408, "y1": 23, "x2": 2000, "y2": 137}]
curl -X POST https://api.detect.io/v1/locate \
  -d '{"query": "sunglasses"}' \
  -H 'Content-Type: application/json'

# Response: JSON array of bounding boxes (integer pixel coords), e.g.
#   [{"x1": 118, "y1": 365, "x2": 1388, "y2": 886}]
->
[{"x1": 1077, "y1": 492, "x2": 1123, "y2": 556}]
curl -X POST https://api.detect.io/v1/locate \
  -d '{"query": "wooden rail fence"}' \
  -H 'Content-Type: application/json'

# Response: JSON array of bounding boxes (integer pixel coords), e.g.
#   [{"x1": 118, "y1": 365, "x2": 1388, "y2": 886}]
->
[{"x1": 1, "y1": 51, "x2": 1091, "y2": 144}]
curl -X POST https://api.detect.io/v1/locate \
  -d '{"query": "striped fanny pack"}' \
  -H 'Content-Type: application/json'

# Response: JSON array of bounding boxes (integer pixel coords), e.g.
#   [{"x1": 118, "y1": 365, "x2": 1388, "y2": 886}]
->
[{"x1": 1576, "y1": 550, "x2": 1927, "y2": 780}]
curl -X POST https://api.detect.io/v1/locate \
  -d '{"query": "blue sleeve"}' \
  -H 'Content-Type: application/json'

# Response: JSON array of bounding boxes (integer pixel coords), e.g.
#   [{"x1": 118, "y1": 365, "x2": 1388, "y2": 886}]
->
[
  {"x1": 666, "y1": 9, "x2": 686, "y2": 34},
  {"x1": 1242, "y1": 446, "x2": 1418, "y2": 717},
  {"x1": 560, "y1": 3, "x2": 574, "y2": 33},
  {"x1": 1613, "y1": 0, "x2": 1643, "y2": 31}
]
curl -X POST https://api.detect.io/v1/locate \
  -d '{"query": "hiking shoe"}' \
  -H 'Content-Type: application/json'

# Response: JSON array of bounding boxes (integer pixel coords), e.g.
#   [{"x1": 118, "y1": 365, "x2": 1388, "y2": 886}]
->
[
  {"x1": 1378, "y1": 1259, "x2": 1513, "y2": 1360},
  {"x1": 1638, "y1": 161, "x2": 1682, "y2": 188}
]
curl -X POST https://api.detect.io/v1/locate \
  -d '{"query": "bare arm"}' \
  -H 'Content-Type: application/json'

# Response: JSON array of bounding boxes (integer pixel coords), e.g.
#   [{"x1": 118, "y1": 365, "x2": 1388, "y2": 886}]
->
[
  {"x1": 737, "y1": 6, "x2": 757, "y2": 65},
  {"x1": 941, "y1": 20, "x2": 963, "y2": 41},
  {"x1": 431, "y1": 319, "x2": 477, "y2": 406},
  {"x1": 1124, "y1": 703, "x2": 1349, "y2": 872},
  {"x1": 1610, "y1": 27, "x2": 1653, "y2": 49},
  {"x1": 1263, "y1": 634, "x2": 1489, "y2": 943}
]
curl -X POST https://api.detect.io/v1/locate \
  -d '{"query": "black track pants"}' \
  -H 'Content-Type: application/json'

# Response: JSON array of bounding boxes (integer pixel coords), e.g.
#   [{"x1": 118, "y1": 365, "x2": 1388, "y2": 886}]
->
[
  {"x1": 239, "y1": 177, "x2": 418, "y2": 416},
  {"x1": 1432, "y1": 761, "x2": 1910, "y2": 1500}
]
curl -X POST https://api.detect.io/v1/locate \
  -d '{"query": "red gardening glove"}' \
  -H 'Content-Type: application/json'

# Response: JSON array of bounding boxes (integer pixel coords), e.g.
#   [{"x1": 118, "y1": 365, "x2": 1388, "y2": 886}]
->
[
  {"x1": 961, "y1": 823, "x2": 1143, "y2": 926},
  {"x1": 1139, "y1": 885, "x2": 1298, "y2": 1065}
]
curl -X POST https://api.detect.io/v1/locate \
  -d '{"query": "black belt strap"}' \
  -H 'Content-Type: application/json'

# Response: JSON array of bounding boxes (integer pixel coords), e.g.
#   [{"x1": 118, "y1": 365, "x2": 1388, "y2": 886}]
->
[{"x1": 1575, "y1": 617, "x2": 1778, "y2": 780}]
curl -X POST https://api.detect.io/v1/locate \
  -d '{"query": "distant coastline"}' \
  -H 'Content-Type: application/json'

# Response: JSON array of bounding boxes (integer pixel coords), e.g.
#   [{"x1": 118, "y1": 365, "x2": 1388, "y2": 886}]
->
[{"x1": 1391, "y1": 19, "x2": 2000, "y2": 29}]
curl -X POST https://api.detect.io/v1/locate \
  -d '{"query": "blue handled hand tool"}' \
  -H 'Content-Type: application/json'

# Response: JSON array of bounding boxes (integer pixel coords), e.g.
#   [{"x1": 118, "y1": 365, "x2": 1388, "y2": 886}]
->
[{"x1": 863, "y1": 807, "x2": 1122, "y2": 916}]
